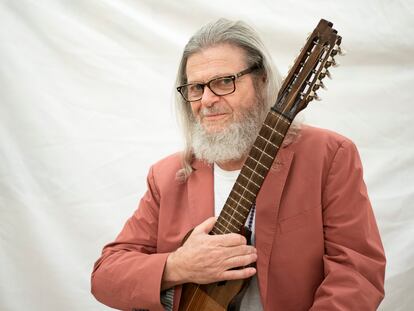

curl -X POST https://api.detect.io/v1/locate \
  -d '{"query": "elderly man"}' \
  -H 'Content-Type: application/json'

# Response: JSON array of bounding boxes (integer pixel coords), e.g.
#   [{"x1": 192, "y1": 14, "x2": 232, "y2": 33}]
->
[{"x1": 91, "y1": 19, "x2": 385, "y2": 311}]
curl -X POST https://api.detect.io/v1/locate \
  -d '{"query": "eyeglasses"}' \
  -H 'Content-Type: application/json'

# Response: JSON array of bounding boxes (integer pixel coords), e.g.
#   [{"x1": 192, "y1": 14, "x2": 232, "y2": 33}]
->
[{"x1": 177, "y1": 65, "x2": 258, "y2": 102}]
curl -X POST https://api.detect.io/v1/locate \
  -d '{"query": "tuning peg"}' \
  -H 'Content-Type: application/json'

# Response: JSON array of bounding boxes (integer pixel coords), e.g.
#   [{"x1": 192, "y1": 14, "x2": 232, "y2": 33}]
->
[
  {"x1": 308, "y1": 91, "x2": 315, "y2": 100},
  {"x1": 312, "y1": 80, "x2": 327, "y2": 91},
  {"x1": 319, "y1": 68, "x2": 332, "y2": 79},
  {"x1": 332, "y1": 60, "x2": 340, "y2": 67},
  {"x1": 319, "y1": 81, "x2": 327, "y2": 89},
  {"x1": 308, "y1": 91, "x2": 322, "y2": 101},
  {"x1": 332, "y1": 44, "x2": 346, "y2": 56},
  {"x1": 325, "y1": 56, "x2": 338, "y2": 68}
]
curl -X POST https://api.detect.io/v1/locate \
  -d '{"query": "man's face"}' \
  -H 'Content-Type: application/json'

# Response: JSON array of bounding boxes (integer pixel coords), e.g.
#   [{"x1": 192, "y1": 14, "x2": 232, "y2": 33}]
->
[{"x1": 186, "y1": 44, "x2": 259, "y2": 134}]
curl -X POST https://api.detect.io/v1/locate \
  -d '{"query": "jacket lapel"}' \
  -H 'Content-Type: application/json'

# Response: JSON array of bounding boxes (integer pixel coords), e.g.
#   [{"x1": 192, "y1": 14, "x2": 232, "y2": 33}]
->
[
  {"x1": 187, "y1": 160, "x2": 215, "y2": 228},
  {"x1": 255, "y1": 148, "x2": 294, "y2": 304}
]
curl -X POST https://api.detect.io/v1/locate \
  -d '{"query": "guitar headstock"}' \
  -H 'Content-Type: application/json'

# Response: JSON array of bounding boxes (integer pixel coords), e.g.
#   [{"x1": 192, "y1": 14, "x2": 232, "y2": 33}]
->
[{"x1": 273, "y1": 19, "x2": 343, "y2": 119}]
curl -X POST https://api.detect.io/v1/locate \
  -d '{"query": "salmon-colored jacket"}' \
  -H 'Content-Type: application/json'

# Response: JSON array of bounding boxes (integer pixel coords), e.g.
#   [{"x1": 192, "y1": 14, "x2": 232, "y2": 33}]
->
[{"x1": 91, "y1": 125, "x2": 386, "y2": 310}]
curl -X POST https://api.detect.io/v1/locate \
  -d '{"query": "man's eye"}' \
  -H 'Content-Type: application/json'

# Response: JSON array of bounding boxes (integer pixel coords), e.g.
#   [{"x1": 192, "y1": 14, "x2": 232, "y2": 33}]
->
[
  {"x1": 219, "y1": 77, "x2": 233, "y2": 85},
  {"x1": 213, "y1": 77, "x2": 234, "y2": 90},
  {"x1": 189, "y1": 84, "x2": 204, "y2": 92}
]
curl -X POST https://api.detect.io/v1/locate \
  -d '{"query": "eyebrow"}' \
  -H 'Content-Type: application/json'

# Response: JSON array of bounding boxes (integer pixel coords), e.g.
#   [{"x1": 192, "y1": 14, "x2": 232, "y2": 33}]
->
[{"x1": 187, "y1": 72, "x2": 234, "y2": 84}]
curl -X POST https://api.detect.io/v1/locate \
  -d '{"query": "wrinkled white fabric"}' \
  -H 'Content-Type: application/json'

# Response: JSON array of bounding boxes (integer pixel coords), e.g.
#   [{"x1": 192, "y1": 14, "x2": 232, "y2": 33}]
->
[{"x1": 0, "y1": 1, "x2": 413, "y2": 310}]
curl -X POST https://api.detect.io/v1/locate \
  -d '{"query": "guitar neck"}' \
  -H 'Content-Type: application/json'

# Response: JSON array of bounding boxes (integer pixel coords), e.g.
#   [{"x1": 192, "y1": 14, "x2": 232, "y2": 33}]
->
[
  {"x1": 211, "y1": 110, "x2": 292, "y2": 235},
  {"x1": 210, "y1": 19, "x2": 342, "y2": 236}
]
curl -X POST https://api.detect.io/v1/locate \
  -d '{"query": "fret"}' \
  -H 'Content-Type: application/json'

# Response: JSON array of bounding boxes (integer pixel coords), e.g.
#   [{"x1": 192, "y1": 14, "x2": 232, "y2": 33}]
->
[
  {"x1": 226, "y1": 199, "x2": 248, "y2": 218},
  {"x1": 252, "y1": 145, "x2": 274, "y2": 161},
  {"x1": 258, "y1": 135, "x2": 279, "y2": 149},
  {"x1": 236, "y1": 181, "x2": 257, "y2": 197},
  {"x1": 212, "y1": 225, "x2": 225, "y2": 235},
  {"x1": 270, "y1": 110, "x2": 291, "y2": 125},
  {"x1": 221, "y1": 208, "x2": 244, "y2": 226},
  {"x1": 232, "y1": 190, "x2": 253, "y2": 206},
  {"x1": 228, "y1": 195, "x2": 241, "y2": 206},
  {"x1": 214, "y1": 227, "x2": 225, "y2": 234},
  {"x1": 215, "y1": 221, "x2": 227, "y2": 233},
  {"x1": 240, "y1": 172, "x2": 261, "y2": 189},
  {"x1": 248, "y1": 155, "x2": 270, "y2": 170},
  {"x1": 217, "y1": 101, "x2": 289, "y2": 237},
  {"x1": 243, "y1": 165, "x2": 265, "y2": 180},
  {"x1": 264, "y1": 123, "x2": 285, "y2": 138},
  {"x1": 219, "y1": 217, "x2": 240, "y2": 232}
]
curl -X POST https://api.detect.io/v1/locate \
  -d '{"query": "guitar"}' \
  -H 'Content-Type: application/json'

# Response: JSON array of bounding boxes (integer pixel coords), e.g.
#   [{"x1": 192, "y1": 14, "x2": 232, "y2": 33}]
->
[{"x1": 178, "y1": 18, "x2": 343, "y2": 311}]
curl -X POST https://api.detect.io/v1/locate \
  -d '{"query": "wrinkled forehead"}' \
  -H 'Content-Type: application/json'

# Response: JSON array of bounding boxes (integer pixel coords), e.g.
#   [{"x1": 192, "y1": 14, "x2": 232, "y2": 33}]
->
[{"x1": 185, "y1": 43, "x2": 248, "y2": 83}]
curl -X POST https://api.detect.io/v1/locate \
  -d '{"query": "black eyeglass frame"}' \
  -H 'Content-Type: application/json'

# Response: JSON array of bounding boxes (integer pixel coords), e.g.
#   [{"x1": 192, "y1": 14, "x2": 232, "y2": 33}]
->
[{"x1": 176, "y1": 64, "x2": 259, "y2": 102}]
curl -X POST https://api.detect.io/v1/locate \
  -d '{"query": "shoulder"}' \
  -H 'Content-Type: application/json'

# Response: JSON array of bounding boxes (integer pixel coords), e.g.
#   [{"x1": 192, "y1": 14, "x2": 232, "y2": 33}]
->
[
  {"x1": 288, "y1": 125, "x2": 362, "y2": 177},
  {"x1": 146, "y1": 152, "x2": 184, "y2": 191},
  {"x1": 292, "y1": 124, "x2": 357, "y2": 155},
  {"x1": 297, "y1": 124, "x2": 352, "y2": 145}
]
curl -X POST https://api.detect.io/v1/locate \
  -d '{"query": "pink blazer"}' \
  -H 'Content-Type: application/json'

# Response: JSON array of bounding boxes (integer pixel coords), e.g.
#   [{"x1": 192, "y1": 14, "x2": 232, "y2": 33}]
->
[{"x1": 91, "y1": 125, "x2": 386, "y2": 311}]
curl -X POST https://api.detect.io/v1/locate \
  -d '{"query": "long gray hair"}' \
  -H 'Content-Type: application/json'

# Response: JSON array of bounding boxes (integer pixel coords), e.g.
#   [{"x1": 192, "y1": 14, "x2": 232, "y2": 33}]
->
[{"x1": 175, "y1": 18, "x2": 288, "y2": 181}]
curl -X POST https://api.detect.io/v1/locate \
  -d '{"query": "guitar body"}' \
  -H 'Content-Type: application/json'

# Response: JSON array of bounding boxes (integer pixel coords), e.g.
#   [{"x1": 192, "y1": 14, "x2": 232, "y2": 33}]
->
[
  {"x1": 178, "y1": 279, "x2": 248, "y2": 311},
  {"x1": 178, "y1": 228, "x2": 252, "y2": 311}
]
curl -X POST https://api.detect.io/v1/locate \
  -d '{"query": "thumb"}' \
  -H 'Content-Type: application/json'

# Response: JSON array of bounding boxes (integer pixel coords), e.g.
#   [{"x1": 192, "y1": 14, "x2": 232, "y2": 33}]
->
[{"x1": 193, "y1": 216, "x2": 217, "y2": 234}]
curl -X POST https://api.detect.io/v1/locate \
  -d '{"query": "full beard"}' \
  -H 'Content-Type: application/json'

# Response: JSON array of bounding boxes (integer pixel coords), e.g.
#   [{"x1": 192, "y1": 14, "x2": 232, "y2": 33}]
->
[{"x1": 191, "y1": 102, "x2": 267, "y2": 164}]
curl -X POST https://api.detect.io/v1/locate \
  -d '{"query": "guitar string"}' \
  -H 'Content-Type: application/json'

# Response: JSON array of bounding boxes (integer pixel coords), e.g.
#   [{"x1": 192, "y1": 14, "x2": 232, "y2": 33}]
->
[
  {"x1": 219, "y1": 38, "x2": 327, "y2": 235},
  {"x1": 219, "y1": 101, "x2": 291, "y2": 236},
  {"x1": 215, "y1": 25, "x2": 338, "y2": 236}
]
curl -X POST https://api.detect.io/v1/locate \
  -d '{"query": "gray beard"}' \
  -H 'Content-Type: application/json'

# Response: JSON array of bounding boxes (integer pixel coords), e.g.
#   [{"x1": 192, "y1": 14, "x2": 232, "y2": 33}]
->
[{"x1": 191, "y1": 104, "x2": 266, "y2": 164}]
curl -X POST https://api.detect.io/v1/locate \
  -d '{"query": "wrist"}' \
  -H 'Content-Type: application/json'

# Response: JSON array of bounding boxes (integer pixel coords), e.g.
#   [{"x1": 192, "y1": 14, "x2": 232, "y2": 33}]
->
[{"x1": 161, "y1": 250, "x2": 186, "y2": 290}]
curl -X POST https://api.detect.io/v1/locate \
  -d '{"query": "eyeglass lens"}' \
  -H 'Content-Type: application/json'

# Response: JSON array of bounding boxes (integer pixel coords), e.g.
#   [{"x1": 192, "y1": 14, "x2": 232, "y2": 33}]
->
[{"x1": 183, "y1": 76, "x2": 235, "y2": 101}]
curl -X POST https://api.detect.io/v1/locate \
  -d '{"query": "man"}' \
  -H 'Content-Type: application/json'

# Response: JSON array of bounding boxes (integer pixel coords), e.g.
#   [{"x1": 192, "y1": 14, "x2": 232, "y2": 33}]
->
[{"x1": 91, "y1": 19, "x2": 386, "y2": 310}]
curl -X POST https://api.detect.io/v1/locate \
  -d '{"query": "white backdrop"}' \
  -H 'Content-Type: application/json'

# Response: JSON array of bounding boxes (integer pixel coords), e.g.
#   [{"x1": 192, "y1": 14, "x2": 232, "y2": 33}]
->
[{"x1": 1, "y1": 0, "x2": 413, "y2": 310}]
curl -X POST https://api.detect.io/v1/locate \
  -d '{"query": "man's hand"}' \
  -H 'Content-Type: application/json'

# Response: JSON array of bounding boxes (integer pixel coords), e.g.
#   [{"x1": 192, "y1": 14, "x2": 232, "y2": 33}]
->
[{"x1": 161, "y1": 217, "x2": 257, "y2": 290}]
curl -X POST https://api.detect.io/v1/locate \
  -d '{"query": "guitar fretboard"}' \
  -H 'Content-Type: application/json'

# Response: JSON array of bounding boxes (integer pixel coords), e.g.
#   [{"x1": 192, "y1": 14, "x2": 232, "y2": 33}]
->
[
  {"x1": 209, "y1": 19, "x2": 341, "y2": 237},
  {"x1": 211, "y1": 109, "x2": 291, "y2": 235}
]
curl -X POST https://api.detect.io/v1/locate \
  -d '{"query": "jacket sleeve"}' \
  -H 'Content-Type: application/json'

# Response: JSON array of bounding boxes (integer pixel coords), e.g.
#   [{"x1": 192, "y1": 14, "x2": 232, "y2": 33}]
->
[
  {"x1": 91, "y1": 165, "x2": 169, "y2": 311},
  {"x1": 310, "y1": 140, "x2": 386, "y2": 310}
]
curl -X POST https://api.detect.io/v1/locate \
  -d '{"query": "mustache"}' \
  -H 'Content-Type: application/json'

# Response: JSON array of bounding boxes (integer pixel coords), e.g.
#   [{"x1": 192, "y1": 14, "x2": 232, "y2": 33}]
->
[{"x1": 199, "y1": 106, "x2": 231, "y2": 118}]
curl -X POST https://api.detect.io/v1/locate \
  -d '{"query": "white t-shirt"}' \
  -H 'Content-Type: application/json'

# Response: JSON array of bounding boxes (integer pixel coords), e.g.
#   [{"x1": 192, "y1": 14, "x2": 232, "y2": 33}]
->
[{"x1": 213, "y1": 163, "x2": 264, "y2": 311}]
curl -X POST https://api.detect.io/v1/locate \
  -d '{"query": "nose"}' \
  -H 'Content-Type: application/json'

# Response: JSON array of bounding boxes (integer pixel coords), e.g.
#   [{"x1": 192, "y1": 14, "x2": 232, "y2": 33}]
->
[{"x1": 200, "y1": 85, "x2": 219, "y2": 107}]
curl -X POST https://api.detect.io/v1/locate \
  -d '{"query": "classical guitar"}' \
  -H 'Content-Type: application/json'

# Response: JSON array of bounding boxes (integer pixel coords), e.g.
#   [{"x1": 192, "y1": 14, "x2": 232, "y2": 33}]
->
[{"x1": 178, "y1": 19, "x2": 343, "y2": 311}]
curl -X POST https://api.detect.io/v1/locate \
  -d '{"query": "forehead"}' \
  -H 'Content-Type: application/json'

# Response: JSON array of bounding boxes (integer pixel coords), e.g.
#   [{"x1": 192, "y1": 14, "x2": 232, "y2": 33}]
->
[{"x1": 186, "y1": 44, "x2": 248, "y2": 82}]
